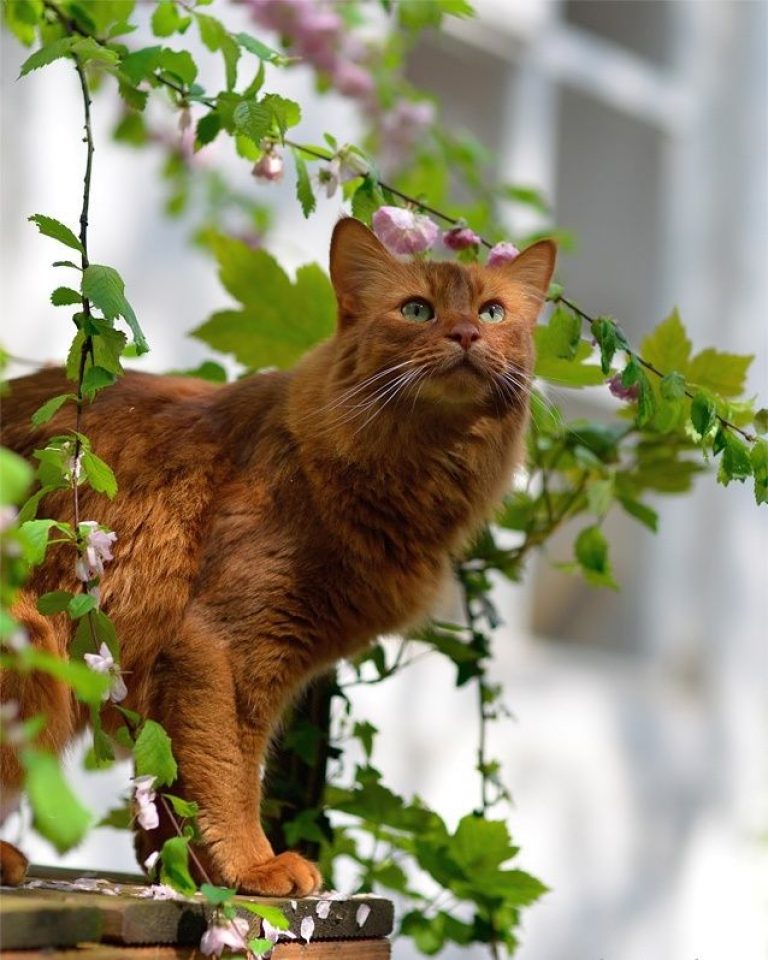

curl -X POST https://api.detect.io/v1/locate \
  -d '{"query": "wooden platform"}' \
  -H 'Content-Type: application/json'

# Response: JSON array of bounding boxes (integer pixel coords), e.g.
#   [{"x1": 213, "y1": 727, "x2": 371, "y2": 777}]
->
[{"x1": 0, "y1": 866, "x2": 393, "y2": 957}]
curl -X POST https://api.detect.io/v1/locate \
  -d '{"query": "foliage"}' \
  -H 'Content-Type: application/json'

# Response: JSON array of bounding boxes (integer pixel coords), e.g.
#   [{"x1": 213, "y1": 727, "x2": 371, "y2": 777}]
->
[{"x1": 0, "y1": 2, "x2": 765, "y2": 959}]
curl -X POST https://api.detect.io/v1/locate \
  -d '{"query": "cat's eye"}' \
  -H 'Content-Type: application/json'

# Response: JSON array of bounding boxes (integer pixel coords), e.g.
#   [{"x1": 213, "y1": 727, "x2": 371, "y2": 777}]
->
[
  {"x1": 479, "y1": 303, "x2": 505, "y2": 324},
  {"x1": 401, "y1": 299, "x2": 435, "y2": 323}
]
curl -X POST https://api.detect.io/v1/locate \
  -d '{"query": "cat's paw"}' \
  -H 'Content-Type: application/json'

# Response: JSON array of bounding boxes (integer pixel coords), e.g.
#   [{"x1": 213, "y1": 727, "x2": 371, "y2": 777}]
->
[
  {"x1": 238, "y1": 851, "x2": 322, "y2": 897},
  {"x1": 0, "y1": 840, "x2": 29, "y2": 886}
]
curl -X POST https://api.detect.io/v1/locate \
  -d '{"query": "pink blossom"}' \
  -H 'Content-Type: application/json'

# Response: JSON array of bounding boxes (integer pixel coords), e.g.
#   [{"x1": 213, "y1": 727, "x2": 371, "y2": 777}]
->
[
  {"x1": 252, "y1": 146, "x2": 284, "y2": 183},
  {"x1": 199, "y1": 916, "x2": 250, "y2": 956},
  {"x1": 75, "y1": 521, "x2": 117, "y2": 583},
  {"x1": 132, "y1": 775, "x2": 159, "y2": 831},
  {"x1": 372, "y1": 206, "x2": 439, "y2": 255},
  {"x1": 377, "y1": 99, "x2": 435, "y2": 173},
  {"x1": 83, "y1": 642, "x2": 128, "y2": 703},
  {"x1": 607, "y1": 373, "x2": 639, "y2": 401},
  {"x1": 487, "y1": 242, "x2": 520, "y2": 267},
  {"x1": 317, "y1": 148, "x2": 368, "y2": 199},
  {"x1": 443, "y1": 226, "x2": 481, "y2": 251},
  {"x1": 332, "y1": 60, "x2": 374, "y2": 98}
]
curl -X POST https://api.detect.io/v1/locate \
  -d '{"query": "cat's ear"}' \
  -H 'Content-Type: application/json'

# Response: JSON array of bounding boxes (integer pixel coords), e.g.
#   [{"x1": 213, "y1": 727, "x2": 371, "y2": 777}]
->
[
  {"x1": 493, "y1": 239, "x2": 557, "y2": 327},
  {"x1": 330, "y1": 218, "x2": 395, "y2": 324}
]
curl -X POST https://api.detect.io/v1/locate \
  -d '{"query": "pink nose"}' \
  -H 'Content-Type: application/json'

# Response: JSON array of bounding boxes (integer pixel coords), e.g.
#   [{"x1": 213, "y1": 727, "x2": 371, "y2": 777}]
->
[{"x1": 447, "y1": 321, "x2": 480, "y2": 351}]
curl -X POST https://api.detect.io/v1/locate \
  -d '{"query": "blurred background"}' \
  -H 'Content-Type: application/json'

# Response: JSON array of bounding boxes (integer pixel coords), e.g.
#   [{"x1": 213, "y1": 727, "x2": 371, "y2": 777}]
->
[{"x1": 2, "y1": 1, "x2": 767, "y2": 958}]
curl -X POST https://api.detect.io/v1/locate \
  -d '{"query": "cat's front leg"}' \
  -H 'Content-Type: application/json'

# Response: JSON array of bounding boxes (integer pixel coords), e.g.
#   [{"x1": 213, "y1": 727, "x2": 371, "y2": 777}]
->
[{"x1": 152, "y1": 606, "x2": 321, "y2": 896}]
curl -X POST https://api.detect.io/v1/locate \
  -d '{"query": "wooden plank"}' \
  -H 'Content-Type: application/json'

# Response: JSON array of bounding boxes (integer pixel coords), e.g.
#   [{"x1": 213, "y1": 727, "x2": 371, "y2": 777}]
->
[
  {"x1": 6, "y1": 879, "x2": 394, "y2": 945},
  {"x1": 1, "y1": 941, "x2": 390, "y2": 959},
  {"x1": 0, "y1": 896, "x2": 103, "y2": 950}
]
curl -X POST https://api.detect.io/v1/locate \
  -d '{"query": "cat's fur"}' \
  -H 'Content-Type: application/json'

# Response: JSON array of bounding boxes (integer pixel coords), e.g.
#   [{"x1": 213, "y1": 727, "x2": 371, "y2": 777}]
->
[{"x1": 0, "y1": 218, "x2": 555, "y2": 894}]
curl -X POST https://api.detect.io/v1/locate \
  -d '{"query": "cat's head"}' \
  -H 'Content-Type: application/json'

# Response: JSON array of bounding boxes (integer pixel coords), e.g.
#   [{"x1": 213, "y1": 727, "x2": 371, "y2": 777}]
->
[{"x1": 328, "y1": 217, "x2": 555, "y2": 415}]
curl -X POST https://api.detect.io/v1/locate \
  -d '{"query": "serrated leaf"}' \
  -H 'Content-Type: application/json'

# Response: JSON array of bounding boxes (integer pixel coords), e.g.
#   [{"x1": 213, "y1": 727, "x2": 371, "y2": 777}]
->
[
  {"x1": 640, "y1": 308, "x2": 691, "y2": 374},
  {"x1": 293, "y1": 149, "x2": 316, "y2": 218},
  {"x1": 351, "y1": 177, "x2": 384, "y2": 226},
  {"x1": 0, "y1": 447, "x2": 33, "y2": 505},
  {"x1": 81, "y1": 264, "x2": 148, "y2": 354},
  {"x1": 191, "y1": 236, "x2": 335, "y2": 369},
  {"x1": 31, "y1": 393, "x2": 75, "y2": 427},
  {"x1": 690, "y1": 390, "x2": 716, "y2": 438},
  {"x1": 240, "y1": 902, "x2": 290, "y2": 929},
  {"x1": 533, "y1": 334, "x2": 604, "y2": 388},
  {"x1": 717, "y1": 431, "x2": 752, "y2": 486},
  {"x1": 81, "y1": 450, "x2": 117, "y2": 498},
  {"x1": 68, "y1": 593, "x2": 98, "y2": 619},
  {"x1": 81, "y1": 365, "x2": 117, "y2": 400},
  {"x1": 156, "y1": 48, "x2": 197, "y2": 86},
  {"x1": 574, "y1": 525, "x2": 617, "y2": 589},
  {"x1": 235, "y1": 32, "x2": 286, "y2": 64},
  {"x1": 660, "y1": 371, "x2": 686, "y2": 400},
  {"x1": 590, "y1": 316, "x2": 618, "y2": 374},
  {"x1": 617, "y1": 496, "x2": 658, "y2": 531},
  {"x1": 200, "y1": 883, "x2": 235, "y2": 905},
  {"x1": 234, "y1": 93, "x2": 301, "y2": 143},
  {"x1": 29, "y1": 214, "x2": 84, "y2": 254},
  {"x1": 19, "y1": 518, "x2": 58, "y2": 564},
  {"x1": 687, "y1": 348, "x2": 753, "y2": 398},
  {"x1": 160, "y1": 836, "x2": 196, "y2": 897},
  {"x1": 195, "y1": 111, "x2": 221, "y2": 148},
  {"x1": 37, "y1": 590, "x2": 74, "y2": 615},
  {"x1": 751, "y1": 439, "x2": 768, "y2": 505},
  {"x1": 151, "y1": 0, "x2": 190, "y2": 37},
  {"x1": 19, "y1": 36, "x2": 76, "y2": 76},
  {"x1": 99, "y1": 804, "x2": 133, "y2": 829},
  {"x1": 165, "y1": 794, "x2": 199, "y2": 819},
  {"x1": 119, "y1": 45, "x2": 163, "y2": 84},
  {"x1": 51, "y1": 286, "x2": 82, "y2": 307},
  {"x1": 547, "y1": 306, "x2": 581, "y2": 360},
  {"x1": 21, "y1": 748, "x2": 91, "y2": 853},
  {"x1": 133, "y1": 719, "x2": 177, "y2": 786}
]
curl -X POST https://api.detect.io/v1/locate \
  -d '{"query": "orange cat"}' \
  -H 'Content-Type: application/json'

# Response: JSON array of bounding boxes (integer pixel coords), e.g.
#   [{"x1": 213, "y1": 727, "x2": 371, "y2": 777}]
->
[{"x1": 0, "y1": 218, "x2": 555, "y2": 894}]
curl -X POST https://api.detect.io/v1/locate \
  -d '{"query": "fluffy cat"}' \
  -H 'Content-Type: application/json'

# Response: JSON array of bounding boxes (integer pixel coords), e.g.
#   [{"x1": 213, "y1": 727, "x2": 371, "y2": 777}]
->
[{"x1": 0, "y1": 217, "x2": 555, "y2": 894}]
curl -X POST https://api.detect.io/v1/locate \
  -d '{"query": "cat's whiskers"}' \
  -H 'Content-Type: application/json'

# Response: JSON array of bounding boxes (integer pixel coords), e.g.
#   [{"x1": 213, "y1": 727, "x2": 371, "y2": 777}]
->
[
  {"x1": 311, "y1": 364, "x2": 426, "y2": 435},
  {"x1": 351, "y1": 367, "x2": 424, "y2": 436}
]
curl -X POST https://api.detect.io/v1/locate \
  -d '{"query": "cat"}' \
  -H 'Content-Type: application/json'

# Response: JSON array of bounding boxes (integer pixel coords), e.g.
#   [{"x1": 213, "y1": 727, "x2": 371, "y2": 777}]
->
[{"x1": 0, "y1": 217, "x2": 555, "y2": 895}]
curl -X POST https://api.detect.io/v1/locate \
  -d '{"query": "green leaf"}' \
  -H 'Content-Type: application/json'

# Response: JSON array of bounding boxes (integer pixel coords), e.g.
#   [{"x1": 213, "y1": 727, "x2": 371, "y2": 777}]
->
[
  {"x1": 81, "y1": 365, "x2": 117, "y2": 400},
  {"x1": 200, "y1": 883, "x2": 235, "y2": 905},
  {"x1": 234, "y1": 93, "x2": 301, "y2": 143},
  {"x1": 156, "y1": 48, "x2": 197, "y2": 86},
  {"x1": 247, "y1": 939, "x2": 274, "y2": 958},
  {"x1": 547, "y1": 306, "x2": 581, "y2": 360},
  {"x1": 533, "y1": 335, "x2": 604, "y2": 388},
  {"x1": 151, "y1": 0, "x2": 190, "y2": 36},
  {"x1": 165, "y1": 794, "x2": 199, "y2": 818},
  {"x1": 67, "y1": 321, "x2": 127, "y2": 380},
  {"x1": 690, "y1": 390, "x2": 717, "y2": 438},
  {"x1": 16, "y1": 646, "x2": 109, "y2": 706},
  {"x1": 717, "y1": 431, "x2": 752, "y2": 486},
  {"x1": 191, "y1": 236, "x2": 335, "y2": 369},
  {"x1": 37, "y1": 590, "x2": 74, "y2": 615},
  {"x1": 239, "y1": 902, "x2": 289, "y2": 930},
  {"x1": 617, "y1": 496, "x2": 658, "y2": 532},
  {"x1": 19, "y1": 36, "x2": 76, "y2": 76},
  {"x1": 687, "y1": 348, "x2": 753, "y2": 398},
  {"x1": 574, "y1": 525, "x2": 617, "y2": 589},
  {"x1": 68, "y1": 593, "x2": 98, "y2": 619},
  {"x1": 0, "y1": 447, "x2": 33, "y2": 504},
  {"x1": 195, "y1": 111, "x2": 221, "y2": 148},
  {"x1": 82, "y1": 264, "x2": 148, "y2": 354},
  {"x1": 235, "y1": 32, "x2": 287, "y2": 65},
  {"x1": 21, "y1": 748, "x2": 91, "y2": 853},
  {"x1": 660, "y1": 371, "x2": 686, "y2": 400},
  {"x1": 51, "y1": 286, "x2": 82, "y2": 307},
  {"x1": 755, "y1": 409, "x2": 768, "y2": 435},
  {"x1": 98, "y1": 803, "x2": 133, "y2": 829},
  {"x1": 351, "y1": 177, "x2": 384, "y2": 226},
  {"x1": 586, "y1": 477, "x2": 614, "y2": 517},
  {"x1": 119, "y1": 45, "x2": 163, "y2": 84},
  {"x1": 452, "y1": 815, "x2": 518, "y2": 875},
  {"x1": 640, "y1": 308, "x2": 691, "y2": 374},
  {"x1": 751, "y1": 439, "x2": 768, "y2": 505},
  {"x1": 81, "y1": 450, "x2": 118, "y2": 498},
  {"x1": 590, "y1": 316, "x2": 618, "y2": 374},
  {"x1": 133, "y1": 719, "x2": 177, "y2": 786},
  {"x1": 160, "y1": 836, "x2": 196, "y2": 897},
  {"x1": 31, "y1": 393, "x2": 75, "y2": 427},
  {"x1": 19, "y1": 518, "x2": 58, "y2": 564},
  {"x1": 293, "y1": 149, "x2": 316, "y2": 218},
  {"x1": 28, "y1": 214, "x2": 84, "y2": 255}
]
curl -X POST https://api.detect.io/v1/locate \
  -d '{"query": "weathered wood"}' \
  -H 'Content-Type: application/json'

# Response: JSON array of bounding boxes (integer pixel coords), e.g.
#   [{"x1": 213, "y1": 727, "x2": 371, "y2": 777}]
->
[
  {"x1": 1, "y1": 940, "x2": 390, "y2": 959},
  {"x1": 0, "y1": 896, "x2": 103, "y2": 950},
  {"x1": 4, "y1": 869, "x2": 394, "y2": 951}
]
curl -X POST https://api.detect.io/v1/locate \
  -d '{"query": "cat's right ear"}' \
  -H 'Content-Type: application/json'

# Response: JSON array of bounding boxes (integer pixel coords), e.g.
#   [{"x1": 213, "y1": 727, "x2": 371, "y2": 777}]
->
[{"x1": 330, "y1": 218, "x2": 394, "y2": 325}]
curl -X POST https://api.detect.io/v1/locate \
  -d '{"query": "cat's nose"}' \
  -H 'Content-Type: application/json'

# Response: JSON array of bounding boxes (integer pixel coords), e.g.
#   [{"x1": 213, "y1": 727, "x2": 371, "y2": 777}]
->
[{"x1": 447, "y1": 321, "x2": 480, "y2": 351}]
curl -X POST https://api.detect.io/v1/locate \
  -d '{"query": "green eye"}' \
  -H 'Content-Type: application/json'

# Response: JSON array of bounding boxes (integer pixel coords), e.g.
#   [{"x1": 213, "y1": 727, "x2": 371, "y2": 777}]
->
[
  {"x1": 401, "y1": 299, "x2": 434, "y2": 323},
  {"x1": 479, "y1": 303, "x2": 505, "y2": 323}
]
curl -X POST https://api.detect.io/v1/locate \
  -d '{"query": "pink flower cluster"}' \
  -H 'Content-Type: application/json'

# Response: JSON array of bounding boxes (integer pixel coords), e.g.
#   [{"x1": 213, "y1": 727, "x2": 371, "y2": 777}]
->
[
  {"x1": 200, "y1": 916, "x2": 250, "y2": 956},
  {"x1": 377, "y1": 99, "x2": 436, "y2": 175},
  {"x1": 371, "y1": 206, "x2": 520, "y2": 267},
  {"x1": 247, "y1": 0, "x2": 374, "y2": 98}
]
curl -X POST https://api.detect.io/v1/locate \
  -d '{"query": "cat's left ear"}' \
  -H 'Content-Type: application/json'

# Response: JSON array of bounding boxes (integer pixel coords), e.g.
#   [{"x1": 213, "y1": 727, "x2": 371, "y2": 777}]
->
[
  {"x1": 330, "y1": 217, "x2": 396, "y2": 325},
  {"x1": 493, "y1": 240, "x2": 557, "y2": 327}
]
